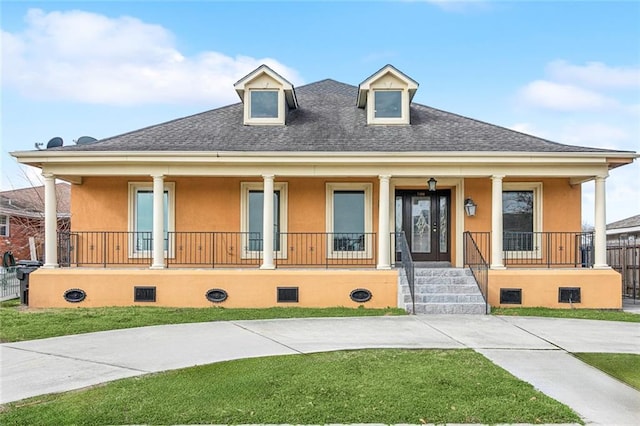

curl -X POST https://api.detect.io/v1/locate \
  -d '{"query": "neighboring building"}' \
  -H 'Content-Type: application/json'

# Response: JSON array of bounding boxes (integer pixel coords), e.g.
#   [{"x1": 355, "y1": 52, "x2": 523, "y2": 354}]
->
[
  {"x1": 0, "y1": 184, "x2": 70, "y2": 263},
  {"x1": 11, "y1": 64, "x2": 638, "y2": 310},
  {"x1": 607, "y1": 214, "x2": 640, "y2": 245}
]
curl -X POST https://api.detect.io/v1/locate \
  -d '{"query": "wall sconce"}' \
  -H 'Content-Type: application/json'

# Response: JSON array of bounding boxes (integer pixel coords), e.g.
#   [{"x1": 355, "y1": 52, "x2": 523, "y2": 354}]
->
[
  {"x1": 427, "y1": 177, "x2": 437, "y2": 192},
  {"x1": 464, "y1": 198, "x2": 477, "y2": 217}
]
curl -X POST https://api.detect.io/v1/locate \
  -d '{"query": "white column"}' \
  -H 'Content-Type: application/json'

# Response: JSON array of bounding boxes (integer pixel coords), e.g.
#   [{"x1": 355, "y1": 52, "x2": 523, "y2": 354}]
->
[
  {"x1": 260, "y1": 174, "x2": 275, "y2": 270},
  {"x1": 593, "y1": 175, "x2": 609, "y2": 268},
  {"x1": 377, "y1": 175, "x2": 391, "y2": 269},
  {"x1": 42, "y1": 173, "x2": 58, "y2": 268},
  {"x1": 151, "y1": 174, "x2": 165, "y2": 269},
  {"x1": 491, "y1": 175, "x2": 505, "y2": 269}
]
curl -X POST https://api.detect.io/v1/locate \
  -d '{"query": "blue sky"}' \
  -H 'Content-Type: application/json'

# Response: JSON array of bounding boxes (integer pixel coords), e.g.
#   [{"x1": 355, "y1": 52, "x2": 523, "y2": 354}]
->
[{"x1": 1, "y1": 0, "x2": 639, "y2": 224}]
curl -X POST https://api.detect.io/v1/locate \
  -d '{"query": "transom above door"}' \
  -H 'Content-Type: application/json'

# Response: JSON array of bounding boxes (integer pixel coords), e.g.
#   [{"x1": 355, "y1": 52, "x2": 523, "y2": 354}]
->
[{"x1": 395, "y1": 190, "x2": 451, "y2": 262}]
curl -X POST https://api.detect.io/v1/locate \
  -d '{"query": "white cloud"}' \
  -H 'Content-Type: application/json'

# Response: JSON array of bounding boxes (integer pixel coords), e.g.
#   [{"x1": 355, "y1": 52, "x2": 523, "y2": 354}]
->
[
  {"x1": 546, "y1": 60, "x2": 640, "y2": 89},
  {"x1": 558, "y1": 123, "x2": 630, "y2": 149},
  {"x1": 508, "y1": 122, "x2": 549, "y2": 139},
  {"x1": 519, "y1": 80, "x2": 617, "y2": 111},
  {"x1": 1, "y1": 9, "x2": 303, "y2": 106}
]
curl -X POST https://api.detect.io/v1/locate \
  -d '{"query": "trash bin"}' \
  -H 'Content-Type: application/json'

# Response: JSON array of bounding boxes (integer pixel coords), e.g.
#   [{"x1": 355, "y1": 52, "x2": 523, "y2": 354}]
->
[{"x1": 16, "y1": 260, "x2": 43, "y2": 305}]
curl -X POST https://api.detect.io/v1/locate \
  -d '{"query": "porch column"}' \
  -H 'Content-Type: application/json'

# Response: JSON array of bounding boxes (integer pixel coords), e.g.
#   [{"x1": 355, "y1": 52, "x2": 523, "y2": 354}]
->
[
  {"x1": 491, "y1": 175, "x2": 505, "y2": 269},
  {"x1": 593, "y1": 175, "x2": 609, "y2": 268},
  {"x1": 151, "y1": 174, "x2": 165, "y2": 269},
  {"x1": 377, "y1": 175, "x2": 391, "y2": 269},
  {"x1": 42, "y1": 173, "x2": 58, "y2": 268},
  {"x1": 261, "y1": 174, "x2": 275, "y2": 270}
]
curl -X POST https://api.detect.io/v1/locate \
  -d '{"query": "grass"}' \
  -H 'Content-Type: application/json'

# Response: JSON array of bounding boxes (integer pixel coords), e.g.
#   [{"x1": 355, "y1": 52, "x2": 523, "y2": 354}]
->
[
  {"x1": 0, "y1": 349, "x2": 582, "y2": 425},
  {"x1": 573, "y1": 353, "x2": 640, "y2": 390},
  {"x1": 0, "y1": 299, "x2": 405, "y2": 342},
  {"x1": 492, "y1": 306, "x2": 640, "y2": 322}
]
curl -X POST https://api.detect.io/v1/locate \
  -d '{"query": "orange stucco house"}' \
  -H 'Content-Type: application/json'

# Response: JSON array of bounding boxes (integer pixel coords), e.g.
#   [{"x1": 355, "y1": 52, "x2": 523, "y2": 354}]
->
[{"x1": 11, "y1": 65, "x2": 638, "y2": 312}]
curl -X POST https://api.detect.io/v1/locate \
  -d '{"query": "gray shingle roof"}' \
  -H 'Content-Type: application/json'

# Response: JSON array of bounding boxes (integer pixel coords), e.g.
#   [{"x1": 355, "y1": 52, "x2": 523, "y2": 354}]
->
[
  {"x1": 50, "y1": 79, "x2": 628, "y2": 154},
  {"x1": 607, "y1": 214, "x2": 640, "y2": 230}
]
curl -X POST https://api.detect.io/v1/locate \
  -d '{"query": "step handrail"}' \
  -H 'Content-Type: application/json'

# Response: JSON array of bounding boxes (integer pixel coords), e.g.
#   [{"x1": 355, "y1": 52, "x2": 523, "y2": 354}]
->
[{"x1": 463, "y1": 231, "x2": 489, "y2": 314}]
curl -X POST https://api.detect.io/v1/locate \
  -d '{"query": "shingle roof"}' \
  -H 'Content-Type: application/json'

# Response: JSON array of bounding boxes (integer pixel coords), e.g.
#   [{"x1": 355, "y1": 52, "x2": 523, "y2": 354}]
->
[
  {"x1": 607, "y1": 214, "x2": 640, "y2": 230},
  {"x1": 49, "y1": 79, "x2": 627, "y2": 154},
  {"x1": 0, "y1": 184, "x2": 70, "y2": 217}
]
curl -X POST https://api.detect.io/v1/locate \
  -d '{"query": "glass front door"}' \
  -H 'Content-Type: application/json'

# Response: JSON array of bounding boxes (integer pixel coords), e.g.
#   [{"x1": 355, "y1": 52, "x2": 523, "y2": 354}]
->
[{"x1": 396, "y1": 190, "x2": 450, "y2": 262}]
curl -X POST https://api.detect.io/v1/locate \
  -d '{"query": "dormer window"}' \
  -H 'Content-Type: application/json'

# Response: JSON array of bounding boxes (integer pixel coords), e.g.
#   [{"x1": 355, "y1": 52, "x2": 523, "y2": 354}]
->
[
  {"x1": 357, "y1": 65, "x2": 418, "y2": 125},
  {"x1": 234, "y1": 64, "x2": 298, "y2": 126},
  {"x1": 374, "y1": 90, "x2": 402, "y2": 118},
  {"x1": 250, "y1": 90, "x2": 279, "y2": 118}
]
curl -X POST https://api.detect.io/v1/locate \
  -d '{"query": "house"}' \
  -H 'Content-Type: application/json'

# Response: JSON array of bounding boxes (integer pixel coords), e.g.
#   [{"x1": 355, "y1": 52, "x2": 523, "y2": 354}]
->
[
  {"x1": 0, "y1": 184, "x2": 70, "y2": 263},
  {"x1": 607, "y1": 214, "x2": 640, "y2": 245},
  {"x1": 11, "y1": 64, "x2": 638, "y2": 311}
]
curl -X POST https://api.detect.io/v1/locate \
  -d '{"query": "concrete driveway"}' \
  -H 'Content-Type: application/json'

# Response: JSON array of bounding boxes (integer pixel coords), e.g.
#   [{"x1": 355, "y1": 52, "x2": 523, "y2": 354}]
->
[{"x1": 1, "y1": 315, "x2": 639, "y2": 425}]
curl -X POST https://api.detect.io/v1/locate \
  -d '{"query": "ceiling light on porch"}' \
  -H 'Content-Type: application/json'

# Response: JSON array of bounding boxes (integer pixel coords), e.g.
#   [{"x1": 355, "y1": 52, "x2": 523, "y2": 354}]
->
[
  {"x1": 427, "y1": 177, "x2": 437, "y2": 192},
  {"x1": 464, "y1": 197, "x2": 477, "y2": 217}
]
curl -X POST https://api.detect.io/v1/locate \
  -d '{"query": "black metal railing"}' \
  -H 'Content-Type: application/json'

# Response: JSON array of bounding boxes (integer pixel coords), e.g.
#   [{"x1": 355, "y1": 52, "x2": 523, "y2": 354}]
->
[
  {"x1": 58, "y1": 231, "x2": 153, "y2": 267},
  {"x1": 167, "y1": 232, "x2": 262, "y2": 267},
  {"x1": 503, "y1": 231, "x2": 594, "y2": 268},
  {"x1": 463, "y1": 231, "x2": 489, "y2": 314},
  {"x1": 396, "y1": 231, "x2": 415, "y2": 314},
  {"x1": 58, "y1": 231, "x2": 378, "y2": 269},
  {"x1": 274, "y1": 232, "x2": 377, "y2": 268}
]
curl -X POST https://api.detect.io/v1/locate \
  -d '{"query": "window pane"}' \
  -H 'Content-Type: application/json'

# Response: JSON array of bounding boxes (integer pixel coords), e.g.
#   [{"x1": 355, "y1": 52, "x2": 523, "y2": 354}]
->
[
  {"x1": 411, "y1": 196, "x2": 431, "y2": 253},
  {"x1": 503, "y1": 191, "x2": 534, "y2": 251},
  {"x1": 0, "y1": 215, "x2": 7, "y2": 236},
  {"x1": 374, "y1": 91, "x2": 402, "y2": 118},
  {"x1": 250, "y1": 91, "x2": 278, "y2": 118},
  {"x1": 439, "y1": 196, "x2": 448, "y2": 253},
  {"x1": 248, "y1": 190, "x2": 280, "y2": 251},
  {"x1": 136, "y1": 190, "x2": 168, "y2": 250},
  {"x1": 334, "y1": 191, "x2": 365, "y2": 251}
]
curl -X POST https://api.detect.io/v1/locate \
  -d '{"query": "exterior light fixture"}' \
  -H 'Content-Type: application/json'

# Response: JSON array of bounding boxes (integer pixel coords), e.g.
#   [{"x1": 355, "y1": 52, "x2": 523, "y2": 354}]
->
[
  {"x1": 464, "y1": 198, "x2": 477, "y2": 217},
  {"x1": 427, "y1": 177, "x2": 437, "y2": 192}
]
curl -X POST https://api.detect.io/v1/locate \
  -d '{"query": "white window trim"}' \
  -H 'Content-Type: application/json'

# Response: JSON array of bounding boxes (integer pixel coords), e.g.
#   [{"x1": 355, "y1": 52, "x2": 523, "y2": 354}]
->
[
  {"x1": 368, "y1": 89, "x2": 409, "y2": 125},
  {"x1": 326, "y1": 182, "x2": 373, "y2": 259},
  {"x1": 0, "y1": 215, "x2": 9, "y2": 237},
  {"x1": 503, "y1": 182, "x2": 543, "y2": 259},
  {"x1": 128, "y1": 182, "x2": 175, "y2": 259},
  {"x1": 240, "y1": 182, "x2": 288, "y2": 259},
  {"x1": 244, "y1": 89, "x2": 285, "y2": 125}
]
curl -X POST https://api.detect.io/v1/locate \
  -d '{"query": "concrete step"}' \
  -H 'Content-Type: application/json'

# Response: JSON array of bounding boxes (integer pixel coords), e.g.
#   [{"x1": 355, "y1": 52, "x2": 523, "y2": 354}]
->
[{"x1": 408, "y1": 302, "x2": 488, "y2": 315}]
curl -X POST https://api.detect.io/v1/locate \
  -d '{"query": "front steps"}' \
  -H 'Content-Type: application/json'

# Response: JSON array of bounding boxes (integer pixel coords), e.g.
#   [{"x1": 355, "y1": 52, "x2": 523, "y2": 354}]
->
[{"x1": 398, "y1": 267, "x2": 488, "y2": 314}]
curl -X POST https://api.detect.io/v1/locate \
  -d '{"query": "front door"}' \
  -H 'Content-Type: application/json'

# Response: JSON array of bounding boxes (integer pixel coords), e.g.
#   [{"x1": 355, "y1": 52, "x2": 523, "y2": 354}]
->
[{"x1": 396, "y1": 190, "x2": 451, "y2": 262}]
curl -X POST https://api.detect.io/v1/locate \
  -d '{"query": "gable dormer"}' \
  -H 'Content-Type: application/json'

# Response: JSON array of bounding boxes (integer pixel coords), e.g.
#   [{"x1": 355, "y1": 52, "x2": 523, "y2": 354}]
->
[
  {"x1": 234, "y1": 64, "x2": 298, "y2": 126},
  {"x1": 357, "y1": 65, "x2": 418, "y2": 125}
]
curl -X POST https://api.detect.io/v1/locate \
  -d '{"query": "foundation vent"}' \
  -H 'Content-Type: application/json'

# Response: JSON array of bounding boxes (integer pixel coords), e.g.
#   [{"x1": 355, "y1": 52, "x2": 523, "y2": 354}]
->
[
  {"x1": 277, "y1": 287, "x2": 298, "y2": 303},
  {"x1": 500, "y1": 288, "x2": 522, "y2": 305},
  {"x1": 134, "y1": 286, "x2": 156, "y2": 302},
  {"x1": 558, "y1": 287, "x2": 581, "y2": 304}
]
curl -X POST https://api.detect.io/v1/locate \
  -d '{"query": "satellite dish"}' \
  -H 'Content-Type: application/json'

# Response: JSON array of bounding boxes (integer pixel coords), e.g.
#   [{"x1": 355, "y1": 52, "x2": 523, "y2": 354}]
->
[
  {"x1": 76, "y1": 136, "x2": 98, "y2": 145},
  {"x1": 46, "y1": 137, "x2": 63, "y2": 149}
]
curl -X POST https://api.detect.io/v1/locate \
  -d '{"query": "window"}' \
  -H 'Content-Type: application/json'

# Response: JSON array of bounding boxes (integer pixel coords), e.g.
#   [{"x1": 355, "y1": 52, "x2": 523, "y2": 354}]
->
[
  {"x1": 250, "y1": 90, "x2": 278, "y2": 119},
  {"x1": 326, "y1": 183, "x2": 373, "y2": 257},
  {"x1": 502, "y1": 183, "x2": 542, "y2": 255},
  {"x1": 128, "y1": 182, "x2": 175, "y2": 256},
  {"x1": 241, "y1": 182, "x2": 288, "y2": 257},
  {"x1": 0, "y1": 215, "x2": 8, "y2": 237},
  {"x1": 374, "y1": 90, "x2": 402, "y2": 118}
]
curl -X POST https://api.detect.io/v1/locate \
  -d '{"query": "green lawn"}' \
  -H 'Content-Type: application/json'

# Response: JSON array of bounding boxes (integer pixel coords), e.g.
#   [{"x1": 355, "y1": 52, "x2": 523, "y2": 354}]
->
[
  {"x1": 573, "y1": 353, "x2": 640, "y2": 390},
  {"x1": 0, "y1": 299, "x2": 405, "y2": 342},
  {"x1": 0, "y1": 349, "x2": 581, "y2": 425},
  {"x1": 492, "y1": 306, "x2": 640, "y2": 322}
]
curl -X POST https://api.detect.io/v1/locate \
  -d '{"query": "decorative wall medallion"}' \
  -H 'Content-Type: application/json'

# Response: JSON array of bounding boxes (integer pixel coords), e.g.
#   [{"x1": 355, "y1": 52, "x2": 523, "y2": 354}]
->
[
  {"x1": 63, "y1": 288, "x2": 86, "y2": 303},
  {"x1": 350, "y1": 288, "x2": 372, "y2": 303},
  {"x1": 206, "y1": 288, "x2": 228, "y2": 303}
]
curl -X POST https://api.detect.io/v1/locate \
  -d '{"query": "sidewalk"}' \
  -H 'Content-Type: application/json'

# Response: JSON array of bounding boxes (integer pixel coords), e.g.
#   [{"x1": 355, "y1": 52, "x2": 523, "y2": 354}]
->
[{"x1": 1, "y1": 315, "x2": 639, "y2": 425}]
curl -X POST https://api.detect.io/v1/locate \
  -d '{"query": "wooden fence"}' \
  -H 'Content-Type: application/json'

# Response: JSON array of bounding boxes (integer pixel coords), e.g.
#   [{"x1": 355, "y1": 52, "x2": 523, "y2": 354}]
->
[{"x1": 607, "y1": 237, "x2": 639, "y2": 300}]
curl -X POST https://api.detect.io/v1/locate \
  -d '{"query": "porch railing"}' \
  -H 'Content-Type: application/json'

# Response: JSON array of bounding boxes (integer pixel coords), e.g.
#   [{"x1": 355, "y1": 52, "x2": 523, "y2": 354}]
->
[
  {"x1": 274, "y1": 232, "x2": 377, "y2": 268},
  {"x1": 503, "y1": 231, "x2": 594, "y2": 268},
  {"x1": 58, "y1": 231, "x2": 377, "y2": 268},
  {"x1": 396, "y1": 231, "x2": 415, "y2": 314},
  {"x1": 463, "y1": 231, "x2": 489, "y2": 314}
]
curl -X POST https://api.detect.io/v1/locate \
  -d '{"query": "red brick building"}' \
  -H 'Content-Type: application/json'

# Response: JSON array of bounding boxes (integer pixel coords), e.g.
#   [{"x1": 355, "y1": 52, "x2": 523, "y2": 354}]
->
[{"x1": 1, "y1": 184, "x2": 70, "y2": 263}]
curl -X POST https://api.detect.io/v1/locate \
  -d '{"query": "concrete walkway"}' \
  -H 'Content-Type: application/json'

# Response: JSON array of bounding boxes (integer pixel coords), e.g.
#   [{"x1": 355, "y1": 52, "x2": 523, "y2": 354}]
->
[{"x1": 1, "y1": 315, "x2": 639, "y2": 425}]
